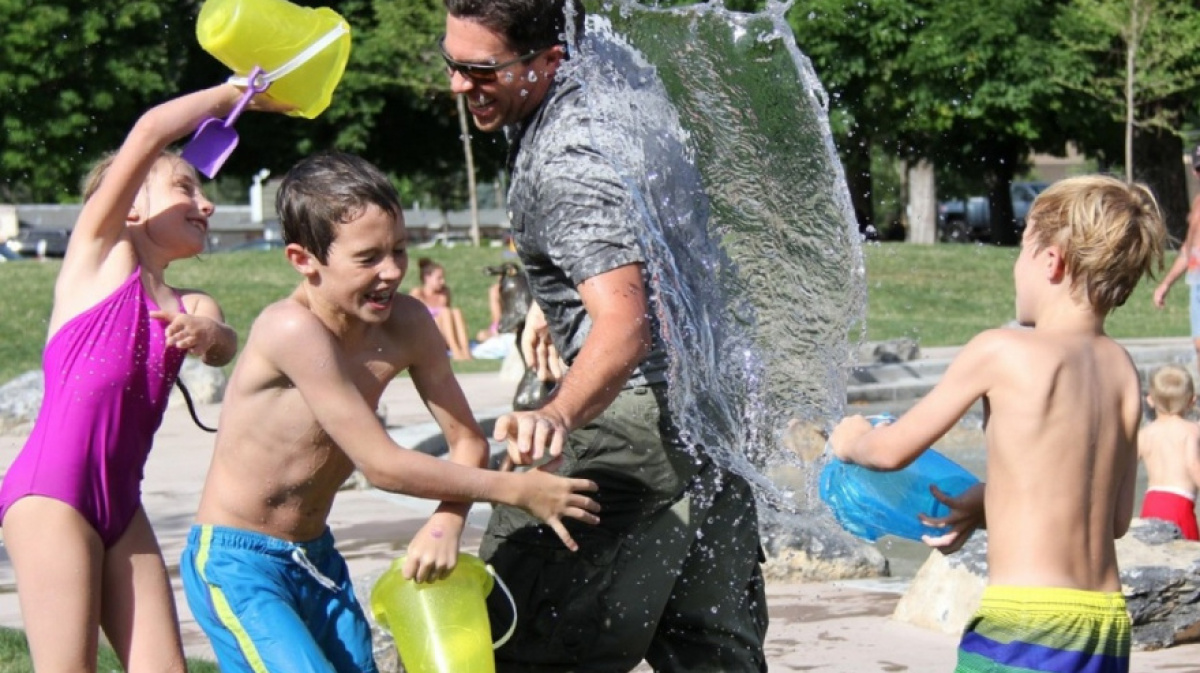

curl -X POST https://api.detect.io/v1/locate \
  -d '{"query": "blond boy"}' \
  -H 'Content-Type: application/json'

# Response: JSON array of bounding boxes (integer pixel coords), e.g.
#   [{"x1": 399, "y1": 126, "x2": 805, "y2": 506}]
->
[
  {"x1": 180, "y1": 152, "x2": 599, "y2": 672},
  {"x1": 831, "y1": 175, "x2": 1166, "y2": 672},
  {"x1": 1138, "y1": 364, "x2": 1200, "y2": 540}
]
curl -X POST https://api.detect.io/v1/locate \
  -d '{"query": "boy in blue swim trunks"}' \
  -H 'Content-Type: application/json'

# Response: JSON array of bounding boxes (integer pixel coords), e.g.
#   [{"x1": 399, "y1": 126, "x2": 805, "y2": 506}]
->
[
  {"x1": 180, "y1": 151, "x2": 599, "y2": 672},
  {"x1": 831, "y1": 175, "x2": 1166, "y2": 673}
]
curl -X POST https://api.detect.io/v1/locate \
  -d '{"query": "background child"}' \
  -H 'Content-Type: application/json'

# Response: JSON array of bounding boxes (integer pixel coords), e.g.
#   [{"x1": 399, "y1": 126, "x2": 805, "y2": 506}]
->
[
  {"x1": 1137, "y1": 364, "x2": 1200, "y2": 540},
  {"x1": 831, "y1": 175, "x2": 1165, "y2": 672},
  {"x1": 411, "y1": 257, "x2": 473, "y2": 360},
  {"x1": 0, "y1": 84, "x2": 266, "y2": 671},
  {"x1": 180, "y1": 151, "x2": 599, "y2": 672}
]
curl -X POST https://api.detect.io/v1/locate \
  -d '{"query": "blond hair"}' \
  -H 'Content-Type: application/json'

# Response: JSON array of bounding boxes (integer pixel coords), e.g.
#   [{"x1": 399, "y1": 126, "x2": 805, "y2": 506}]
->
[
  {"x1": 1148, "y1": 364, "x2": 1195, "y2": 416},
  {"x1": 1025, "y1": 175, "x2": 1165, "y2": 315},
  {"x1": 80, "y1": 150, "x2": 184, "y2": 202}
]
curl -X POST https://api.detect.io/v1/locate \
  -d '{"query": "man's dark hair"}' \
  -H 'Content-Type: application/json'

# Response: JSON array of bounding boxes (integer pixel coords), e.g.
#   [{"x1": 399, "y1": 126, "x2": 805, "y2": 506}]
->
[
  {"x1": 275, "y1": 151, "x2": 402, "y2": 263},
  {"x1": 444, "y1": 0, "x2": 585, "y2": 54}
]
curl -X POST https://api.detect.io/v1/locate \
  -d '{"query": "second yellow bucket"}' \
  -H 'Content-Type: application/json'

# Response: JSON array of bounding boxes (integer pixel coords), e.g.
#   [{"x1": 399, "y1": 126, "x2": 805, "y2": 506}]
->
[
  {"x1": 195, "y1": 0, "x2": 351, "y2": 118},
  {"x1": 370, "y1": 553, "x2": 516, "y2": 673}
]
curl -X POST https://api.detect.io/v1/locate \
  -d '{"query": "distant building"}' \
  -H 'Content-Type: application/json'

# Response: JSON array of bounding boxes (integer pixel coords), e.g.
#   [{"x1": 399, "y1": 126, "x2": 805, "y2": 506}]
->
[{"x1": 6, "y1": 202, "x2": 511, "y2": 250}]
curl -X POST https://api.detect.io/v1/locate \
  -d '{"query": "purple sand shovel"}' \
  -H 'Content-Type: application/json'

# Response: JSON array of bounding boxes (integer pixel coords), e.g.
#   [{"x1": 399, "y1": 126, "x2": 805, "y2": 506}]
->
[{"x1": 182, "y1": 67, "x2": 269, "y2": 179}]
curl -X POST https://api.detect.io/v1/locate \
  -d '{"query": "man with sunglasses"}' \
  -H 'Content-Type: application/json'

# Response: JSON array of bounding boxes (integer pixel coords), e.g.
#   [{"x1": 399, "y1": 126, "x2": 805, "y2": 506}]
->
[{"x1": 440, "y1": 1, "x2": 768, "y2": 671}]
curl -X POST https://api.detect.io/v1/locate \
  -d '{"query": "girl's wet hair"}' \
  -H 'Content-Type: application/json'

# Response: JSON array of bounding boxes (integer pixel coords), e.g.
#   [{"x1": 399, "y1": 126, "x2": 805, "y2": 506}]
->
[
  {"x1": 275, "y1": 151, "x2": 402, "y2": 263},
  {"x1": 1025, "y1": 175, "x2": 1165, "y2": 315},
  {"x1": 81, "y1": 150, "x2": 186, "y2": 202},
  {"x1": 444, "y1": 0, "x2": 585, "y2": 54}
]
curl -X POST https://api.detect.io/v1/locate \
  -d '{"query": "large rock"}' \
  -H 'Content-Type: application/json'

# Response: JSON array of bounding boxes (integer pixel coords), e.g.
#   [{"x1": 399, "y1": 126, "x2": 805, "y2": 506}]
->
[
  {"x1": 762, "y1": 522, "x2": 890, "y2": 582},
  {"x1": 892, "y1": 519, "x2": 1200, "y2": 650},
  {"x1": 0, "y1": 370, "x2": 43, "y2": 434},
  {"x1": 168, "y1": 359, "x2": 228, "y2": 407}
]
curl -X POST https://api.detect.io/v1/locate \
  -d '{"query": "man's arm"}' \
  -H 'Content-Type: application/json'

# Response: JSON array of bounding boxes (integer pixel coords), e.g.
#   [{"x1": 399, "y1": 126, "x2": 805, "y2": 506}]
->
[{"x1": 494, "y1": 263, "x2": 650, "y2": 464}]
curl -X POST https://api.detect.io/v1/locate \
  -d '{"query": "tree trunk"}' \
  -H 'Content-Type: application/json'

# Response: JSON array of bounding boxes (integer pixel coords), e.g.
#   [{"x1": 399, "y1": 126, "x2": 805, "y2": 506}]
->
[
  {"x1": 987, "y1": 160, "x2": 1019, "y2": 247},
  {"x1": 457, "y1": 94, "x2": 480, "y2": 246},
  {"x1": 1133, "y1": 127, "x2": 1188, "y2": 242},
  {"x1": 841, "y1": 137, "x2": 874, "y2": 236},
  {"x1": 906, "y1": 160, "x2": 937, "y2": 245}
]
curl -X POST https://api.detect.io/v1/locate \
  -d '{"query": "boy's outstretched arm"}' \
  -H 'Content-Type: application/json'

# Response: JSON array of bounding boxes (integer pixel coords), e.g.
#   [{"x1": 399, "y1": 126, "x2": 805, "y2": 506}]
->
[
  {"x1": 831, "y1": 330, "x2": 1003, "y2": 470},
  {"x1": 261, "y1": 304, "x2": 600, "y2": 550},
  {"x1": 404, "y1": 316, "x2": 492, "y2": 582}
]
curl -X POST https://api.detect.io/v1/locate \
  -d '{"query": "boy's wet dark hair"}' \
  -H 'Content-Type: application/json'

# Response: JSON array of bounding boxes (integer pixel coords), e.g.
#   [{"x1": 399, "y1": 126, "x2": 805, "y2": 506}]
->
[
  {"x1": 275, "y1": 151, "x2": 402, "y2": 263},
  {"x1": 444, "y1": 0, "x2": 585, "y2": 54}
]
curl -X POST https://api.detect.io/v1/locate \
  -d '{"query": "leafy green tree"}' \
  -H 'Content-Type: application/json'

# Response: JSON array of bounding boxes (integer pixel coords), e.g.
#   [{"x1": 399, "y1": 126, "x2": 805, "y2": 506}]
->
[
  {"x1": 0, "y1": 1, "x2": 195, "y2": 202},
  {"x1": 1053, "y1": 0, "x2": 1200, "y2": 238}
]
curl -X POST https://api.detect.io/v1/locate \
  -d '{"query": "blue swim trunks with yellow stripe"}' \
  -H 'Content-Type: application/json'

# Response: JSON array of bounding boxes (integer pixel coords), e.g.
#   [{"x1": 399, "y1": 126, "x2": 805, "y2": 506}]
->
[
  {"x1": 956, "y1": 585, "x2": 1130, "y2": 673},
  {"x1": 181, "y1": 524, "x2": 379, "y2": 673}
]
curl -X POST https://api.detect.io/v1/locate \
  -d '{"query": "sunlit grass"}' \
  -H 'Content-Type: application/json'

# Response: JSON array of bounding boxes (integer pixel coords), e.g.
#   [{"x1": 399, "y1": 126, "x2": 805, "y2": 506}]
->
[
  {"x1": 0, "y1": 627, "x2": 219, "y2": 672},
  {"x1": 0, "y1": 242, "x2": 1188, "y2": 385}
]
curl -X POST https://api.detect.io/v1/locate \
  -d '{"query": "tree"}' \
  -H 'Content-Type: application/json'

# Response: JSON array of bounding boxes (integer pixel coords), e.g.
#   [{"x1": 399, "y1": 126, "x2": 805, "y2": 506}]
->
[
  {"x1": 789, "y1": 0, "x2": 930, "y2": 235},
  {"x1": 1053, "y1": 0, "x2": 1200, "y2": 238},
  {"x1": 0, "y1": 1, "x2": 194, "y2": 202}
]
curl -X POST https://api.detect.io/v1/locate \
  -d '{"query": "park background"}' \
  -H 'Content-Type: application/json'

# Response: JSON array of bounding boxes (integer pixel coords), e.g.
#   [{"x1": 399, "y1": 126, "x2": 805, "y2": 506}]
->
[
  {"x1": 2, "y1": 1, "x2": 1200, "y2": 668},
  {"x1": 2, "y1": 0, "x2": 1200, "y2": 248}
]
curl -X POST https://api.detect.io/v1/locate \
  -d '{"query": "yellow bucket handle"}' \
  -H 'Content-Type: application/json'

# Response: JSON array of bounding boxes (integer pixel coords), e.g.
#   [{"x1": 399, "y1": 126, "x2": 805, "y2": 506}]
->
[
  {"x1": 226, "y1": 22, "x2": 348, "y2": 88},
  {"x1": 486, "y1": 564, "x2": 517, "y2": 649}
]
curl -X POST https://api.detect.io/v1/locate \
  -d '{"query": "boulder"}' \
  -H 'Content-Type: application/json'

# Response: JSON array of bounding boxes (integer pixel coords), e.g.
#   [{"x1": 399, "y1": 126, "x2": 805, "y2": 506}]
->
[
  {"x1": 168, "y1": 359, "x2": 228, "y2": 407},
  {"x1": 892, "y1": 519, "x2": 1200, "y2": 650},
  {"x1": 858, "y1": 338, "x2": 921, "y2": 364},
  {"x1": 0, "y1": 371, "x2": 43, "y2": 434}
]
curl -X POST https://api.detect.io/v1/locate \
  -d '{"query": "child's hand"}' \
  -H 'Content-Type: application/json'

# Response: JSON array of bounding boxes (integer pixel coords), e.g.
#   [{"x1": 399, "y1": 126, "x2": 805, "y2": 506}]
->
[
  {"x1": 513, "y1": 468, "x2": 600, "y2": 552},
  {"x1": 920, "y1": 482, "x2": 985, "y2": 553},
  {"x1": 152, "y1": 309, "x2": 221, "y2": 356},
  {"x1": 493, "y1": 409, "x2": 570, "y2": 466},
  {"x1": 829, "y1": 415, "x2": 875, "y2": 462},
  {"x1": 402, "y1": 514, "x2": 465, "y2": 583}
]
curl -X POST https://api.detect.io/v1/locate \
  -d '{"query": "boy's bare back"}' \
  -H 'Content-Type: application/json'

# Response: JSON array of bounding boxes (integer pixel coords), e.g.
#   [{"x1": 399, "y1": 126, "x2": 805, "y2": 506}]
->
[
  {"x1": 1138, "y1": 414, "x2": 1200, "y2": 497},
  {"x1": 972, "y1": 327, "x2": 1140, "y2": 591},
  {"x1": 195, "y1": 289, "x2": 455, "y2": 541}
]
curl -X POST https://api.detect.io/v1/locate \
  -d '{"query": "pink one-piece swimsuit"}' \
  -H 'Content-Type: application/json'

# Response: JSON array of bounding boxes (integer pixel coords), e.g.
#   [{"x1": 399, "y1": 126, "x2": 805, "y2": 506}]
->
[{"x1": 0, "y1": 268, "x2": 185, "y2": 547}]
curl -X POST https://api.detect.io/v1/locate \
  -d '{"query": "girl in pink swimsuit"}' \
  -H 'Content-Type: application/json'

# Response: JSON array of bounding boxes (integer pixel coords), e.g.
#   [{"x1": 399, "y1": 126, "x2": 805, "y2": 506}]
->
[
  {"x1": 410, "y1": 257, "x2": 474, "y2": 360},
  {"x1": 0, "y1": 85, "x2": 279, "y2": 672}
]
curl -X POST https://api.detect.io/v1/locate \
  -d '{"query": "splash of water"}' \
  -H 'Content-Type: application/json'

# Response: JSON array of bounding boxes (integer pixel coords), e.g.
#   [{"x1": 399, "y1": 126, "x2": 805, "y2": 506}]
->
[{"x1": 569, "y1": 1, "x2": 864, "y2": 521}]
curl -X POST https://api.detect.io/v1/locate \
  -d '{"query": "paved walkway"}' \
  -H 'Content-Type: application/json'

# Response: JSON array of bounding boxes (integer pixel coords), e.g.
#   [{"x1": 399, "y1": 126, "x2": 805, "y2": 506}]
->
[{"x1": 1, "y1": 343, "x2": 1198, "y2": 670}]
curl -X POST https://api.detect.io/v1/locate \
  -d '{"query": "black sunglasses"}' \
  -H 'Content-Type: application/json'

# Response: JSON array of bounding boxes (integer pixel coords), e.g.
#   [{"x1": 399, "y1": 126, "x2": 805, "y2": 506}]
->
[{"x1": 438, "y1": 35, "x2": 550, "y2": 83}]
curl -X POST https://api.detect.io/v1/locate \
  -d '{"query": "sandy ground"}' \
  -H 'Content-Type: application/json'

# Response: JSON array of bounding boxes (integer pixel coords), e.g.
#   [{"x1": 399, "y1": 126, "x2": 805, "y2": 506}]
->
[{"x1": 1, "y1": 370, "x2": 1197, "y2": 672}]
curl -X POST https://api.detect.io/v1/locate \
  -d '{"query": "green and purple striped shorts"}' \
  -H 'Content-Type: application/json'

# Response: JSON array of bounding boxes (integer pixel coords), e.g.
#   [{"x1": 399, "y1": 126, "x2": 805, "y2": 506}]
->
[{"x1": 956, "y1": 585, "x2": 1130, "y2": 673}]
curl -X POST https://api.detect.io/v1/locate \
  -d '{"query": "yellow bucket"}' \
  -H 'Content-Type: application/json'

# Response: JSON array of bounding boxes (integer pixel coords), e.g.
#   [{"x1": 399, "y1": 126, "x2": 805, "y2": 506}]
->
[
  {"x1": 370, "y1": 554, "x2": 516, "y2": 673},
  {"x1": 195, "y1": 0, "x2": 351, "y2": 119}
]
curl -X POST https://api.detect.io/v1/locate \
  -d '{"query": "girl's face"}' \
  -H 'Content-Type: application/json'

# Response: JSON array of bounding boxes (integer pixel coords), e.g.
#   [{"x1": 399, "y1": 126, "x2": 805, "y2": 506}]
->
[
  {"x1": 424, "y1": 267, "x2": 446, "y2": 291},
  {"x1": 136, "y1": 156, "x2": 214, "y2": 259}
]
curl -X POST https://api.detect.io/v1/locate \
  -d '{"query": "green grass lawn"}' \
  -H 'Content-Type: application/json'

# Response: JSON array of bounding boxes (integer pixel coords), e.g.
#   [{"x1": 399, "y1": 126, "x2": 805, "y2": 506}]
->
[
  {"x1": 0, "y1": 627, "x2": 219, "y2": 672},
  {"x1": 0, "y1": 241, "x2": 1188, "y2": 385},
  {"x1": 0, "y1": 245, "x2": 515, "y2": 385},
  {"x1": 860, "y1": 242, "x2": 1185, "y2": 346}
]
